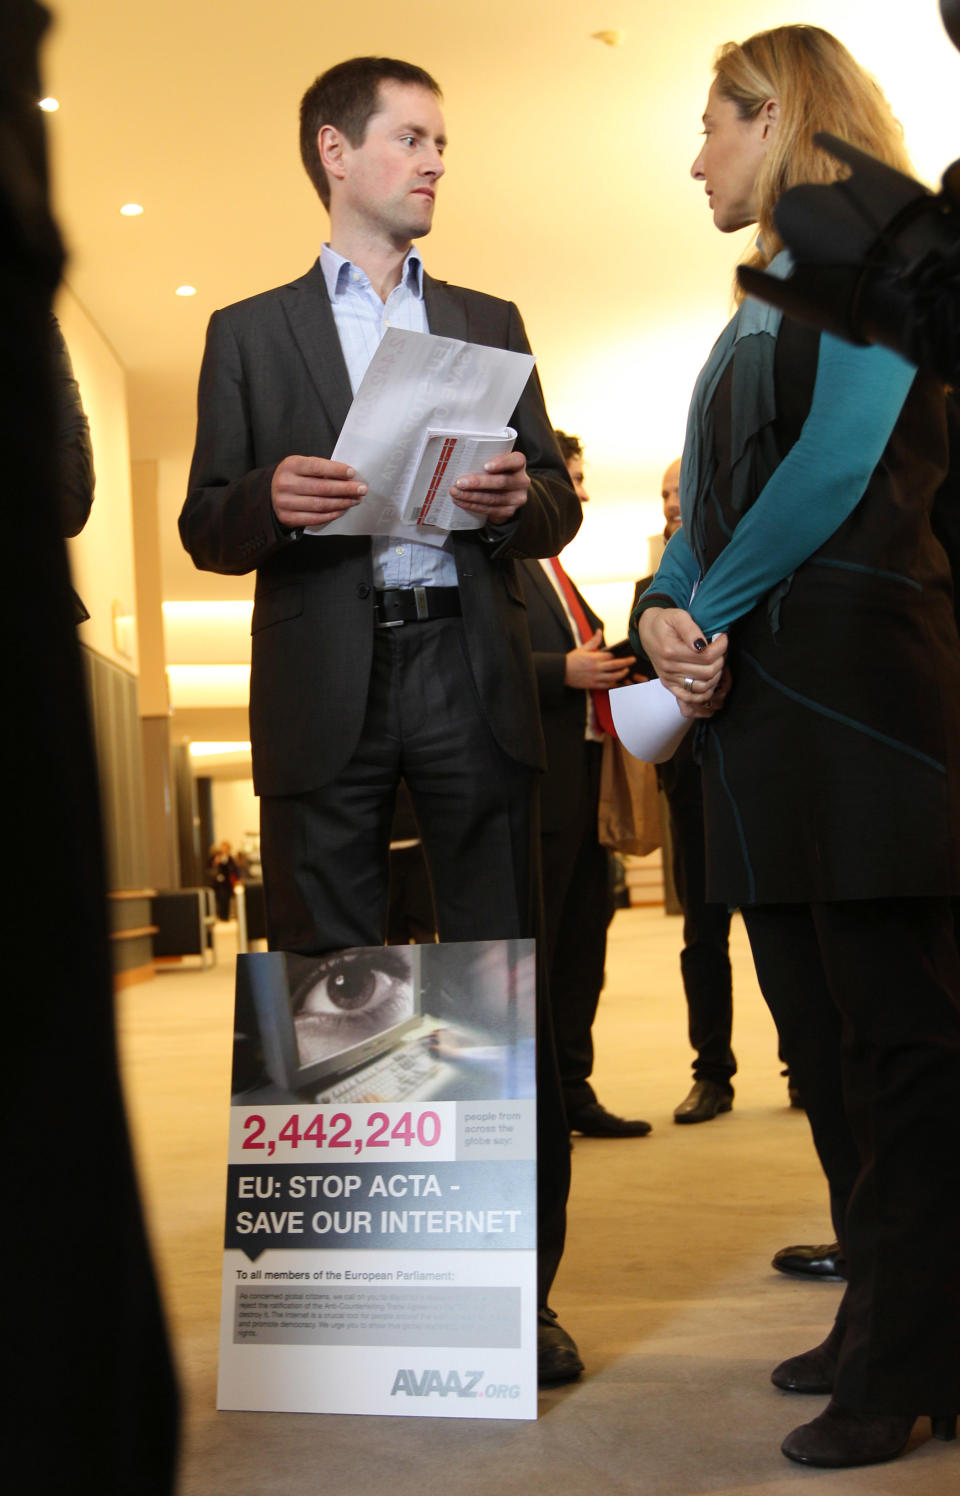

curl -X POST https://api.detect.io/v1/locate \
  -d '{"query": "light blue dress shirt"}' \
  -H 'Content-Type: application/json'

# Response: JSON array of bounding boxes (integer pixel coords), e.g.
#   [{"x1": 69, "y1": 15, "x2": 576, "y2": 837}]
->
[{"x1": 320, "y1": 242, "x2": 458, "y2": 589}]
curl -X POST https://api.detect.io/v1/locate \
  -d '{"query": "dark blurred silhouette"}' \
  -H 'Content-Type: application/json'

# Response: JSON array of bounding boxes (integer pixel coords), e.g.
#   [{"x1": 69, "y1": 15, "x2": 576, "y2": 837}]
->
[{"x1": 5, "y1": 2, "x2": 178, "y2": 1488}]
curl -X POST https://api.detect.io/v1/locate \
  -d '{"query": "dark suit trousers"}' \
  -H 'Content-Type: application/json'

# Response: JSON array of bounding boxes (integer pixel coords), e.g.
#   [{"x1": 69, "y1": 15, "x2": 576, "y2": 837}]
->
[
  {"x1": 743, "y1": 898, "x2": 960, "y2": 1413},
  {"x1": 540, "y1": 739, "x2": 611, "y2": 1115},
  {"x1": 259, "y1": 617, "x2": 570, "y2": 1303},
  {"x1": 663, "y1": 756, "x2": 736, "y2": 1087}
]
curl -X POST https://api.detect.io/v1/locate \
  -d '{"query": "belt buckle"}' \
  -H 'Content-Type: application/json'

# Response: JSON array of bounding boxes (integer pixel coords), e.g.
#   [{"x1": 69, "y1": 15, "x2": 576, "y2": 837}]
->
[{"x1": 375, "y1": 593, "x2": 405, "y2": 629}]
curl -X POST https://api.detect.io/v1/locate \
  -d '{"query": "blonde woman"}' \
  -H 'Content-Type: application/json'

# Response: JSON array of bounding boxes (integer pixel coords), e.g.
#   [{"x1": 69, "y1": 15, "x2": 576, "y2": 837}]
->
[{"x1": 632, "y1": 25, "x2": 960, "y2": 1469}]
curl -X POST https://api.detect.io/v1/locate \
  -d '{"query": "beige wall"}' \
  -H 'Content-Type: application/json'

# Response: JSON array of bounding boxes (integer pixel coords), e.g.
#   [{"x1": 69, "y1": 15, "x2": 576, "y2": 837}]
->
[{"x1": 57, "y1": 284, "x2": 139, "y2": 674}]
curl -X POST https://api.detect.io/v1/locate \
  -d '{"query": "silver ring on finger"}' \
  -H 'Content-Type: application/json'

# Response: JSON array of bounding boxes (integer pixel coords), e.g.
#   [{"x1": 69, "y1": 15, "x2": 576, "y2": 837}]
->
[{"x1": 682, "y1": 676, "x2": 695, "y2": 691}]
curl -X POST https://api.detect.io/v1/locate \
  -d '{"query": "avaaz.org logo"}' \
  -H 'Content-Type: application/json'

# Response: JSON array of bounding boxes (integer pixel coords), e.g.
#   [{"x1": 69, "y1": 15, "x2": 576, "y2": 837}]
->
[{"x1": 390, "y1": 1369, "x2": 521, "y2": 1400}]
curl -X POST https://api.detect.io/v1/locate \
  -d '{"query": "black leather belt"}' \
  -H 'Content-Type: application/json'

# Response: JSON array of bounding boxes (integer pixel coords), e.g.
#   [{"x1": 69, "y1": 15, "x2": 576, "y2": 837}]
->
[{"x1": 374, "y1": 586, "x2": 462, "y2": 627}]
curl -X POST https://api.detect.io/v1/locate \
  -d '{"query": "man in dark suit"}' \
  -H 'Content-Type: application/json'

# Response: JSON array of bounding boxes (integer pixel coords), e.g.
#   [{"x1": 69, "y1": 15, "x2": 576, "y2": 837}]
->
[
  {"x1": 519, "y1": 432, "x2": 652, "y2": 1137},
  {"x1": 633, "y1": 459, "x2": 737, "y2": 1126},
  {"x1": 179, "y1": 56, "x2": 582, "y2": 1383}
]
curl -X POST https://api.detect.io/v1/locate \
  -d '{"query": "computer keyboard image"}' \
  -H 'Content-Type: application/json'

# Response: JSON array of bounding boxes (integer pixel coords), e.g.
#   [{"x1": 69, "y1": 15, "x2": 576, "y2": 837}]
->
[{"x1": 314, "y1": 1042, "x2": 441, "y2": 1104}]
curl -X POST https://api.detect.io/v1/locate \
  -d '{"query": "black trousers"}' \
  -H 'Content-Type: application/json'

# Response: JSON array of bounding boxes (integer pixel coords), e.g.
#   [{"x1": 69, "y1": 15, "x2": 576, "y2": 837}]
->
[
  {"x1": 540, "y1": 740, "x2": 612, "y2": 1116},
  {"x1": 259, "y1": 618, "x2": 570, "y2": 1305},
  {"x1": 743, "y1": 898, "x2": 960, "y2": 1413},
  {"x1": 663, "y1": 755, "x2": 735, "y2": 1088}
]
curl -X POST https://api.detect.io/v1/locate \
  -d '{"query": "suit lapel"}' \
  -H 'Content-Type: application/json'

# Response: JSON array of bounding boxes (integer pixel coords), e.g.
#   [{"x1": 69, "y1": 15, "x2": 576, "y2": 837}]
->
[
  {"x1": 279, "y1": 260, "x2": 353, "y2": 435},
  {"x1": 423, "y1": 275, "x2": 470, "y2": 342},
  {"x1": 279, "y1": 267, "x2": 469, "y2": 435}
]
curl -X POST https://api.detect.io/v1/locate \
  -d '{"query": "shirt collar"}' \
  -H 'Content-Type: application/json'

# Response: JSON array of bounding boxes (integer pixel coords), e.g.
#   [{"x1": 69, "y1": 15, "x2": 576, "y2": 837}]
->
[{"x1": 320, "y1": 242, "x2": 424, "y2": 300}]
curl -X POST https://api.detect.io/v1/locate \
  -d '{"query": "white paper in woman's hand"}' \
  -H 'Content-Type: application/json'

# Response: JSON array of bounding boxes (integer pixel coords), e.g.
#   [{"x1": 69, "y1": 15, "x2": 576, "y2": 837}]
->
[{"x1": 609, "y1": 679, "x2": 693, "y2": 763}]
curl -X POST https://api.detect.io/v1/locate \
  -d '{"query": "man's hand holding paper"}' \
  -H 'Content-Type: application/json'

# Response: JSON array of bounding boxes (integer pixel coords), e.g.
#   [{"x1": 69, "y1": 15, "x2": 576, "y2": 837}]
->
[
  {"x1": 451, "y1": 449, "x2": 531, "y2": 524},
  {"x1": 303, "y1": 327, "x2": 536, "y2": 541},
  {"x1": 271, "y1": 455, "x2": 367, "y2": 529}
]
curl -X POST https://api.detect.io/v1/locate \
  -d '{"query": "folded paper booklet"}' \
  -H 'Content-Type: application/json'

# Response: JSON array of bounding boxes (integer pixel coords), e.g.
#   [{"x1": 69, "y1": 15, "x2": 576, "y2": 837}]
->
[{"x1": 404, "y1": 428, "x2": 516, "y2": 532}]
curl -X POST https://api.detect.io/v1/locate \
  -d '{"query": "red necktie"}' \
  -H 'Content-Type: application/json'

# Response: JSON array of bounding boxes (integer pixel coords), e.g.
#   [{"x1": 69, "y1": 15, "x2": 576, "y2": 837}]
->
[{"x1": 549, "y1": 557, "x2": 615, "y2": 735}]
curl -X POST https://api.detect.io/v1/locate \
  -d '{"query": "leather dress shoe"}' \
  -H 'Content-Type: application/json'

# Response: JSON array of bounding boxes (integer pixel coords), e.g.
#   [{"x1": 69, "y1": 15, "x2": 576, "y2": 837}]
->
[
  {"x1": 772, "y1": 1241, "x2": 845, "y2": 1280},
  {"x1": 537, "y1": 1307, "x2": 584, "y2": 1385},
  {"x1": 567, "y1": 1101, "x2": 651, "y2": 1138},
  {"x1": 673, "y1": 1079, "x2": 733, "y2": 1124},
  {"x1": 781, "y1": 1402, "x2": 957, "y2": 1468},
  {"x1": 781, "y1": 1066, "x2": 804, "y2": 1108},
  {"x1": 771, "y1": 1321, "x2": 843, "y2": 1394}
]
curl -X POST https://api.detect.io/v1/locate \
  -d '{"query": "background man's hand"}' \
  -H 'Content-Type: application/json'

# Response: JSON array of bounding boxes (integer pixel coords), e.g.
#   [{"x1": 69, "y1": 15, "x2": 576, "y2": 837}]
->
[
  {"x1": 565, "y1": 629, "x2": 633, "y2": 689},
  {"x1": 450, "y1": 450, "x2": 530, "y2": 524},
  {"x1": 271, "y1": 455, "x2": 367, "y2": 529}
]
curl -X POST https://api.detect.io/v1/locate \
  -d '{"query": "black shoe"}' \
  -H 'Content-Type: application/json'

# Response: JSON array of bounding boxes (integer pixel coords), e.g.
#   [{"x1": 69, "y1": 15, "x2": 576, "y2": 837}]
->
[
  {"x1": 673, "y1": 1079, "x2": 733, "y2": 1124},
  {"x1": 537, "y1": 1307, "x2": 584, "y2": 1385},
  {"x1": 781, "y1": 1403, "x2": 956, "y2": 1468},
  {"x1": 567, "y1": 1101, "x2": 652, "y2": 1138},
  {"x1": 781, "y1": 1066, "x2": 804, "y2": 1109},
  {"x1": 772, "y1": 1241, "x2": 845, "y2": 1280},
  {"x1": 771, "y1": 1320, "x2": 843, "y2": 1394}
]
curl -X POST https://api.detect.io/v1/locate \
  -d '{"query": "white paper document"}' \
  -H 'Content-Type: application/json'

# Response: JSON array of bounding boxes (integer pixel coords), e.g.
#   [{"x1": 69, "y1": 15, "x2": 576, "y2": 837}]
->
[
  {"x1": 307, "y1": 328, "x2": 535, "y2": 544},
  {"x1": 609, "y1": 679, "x2": 693, "y2": 764}
]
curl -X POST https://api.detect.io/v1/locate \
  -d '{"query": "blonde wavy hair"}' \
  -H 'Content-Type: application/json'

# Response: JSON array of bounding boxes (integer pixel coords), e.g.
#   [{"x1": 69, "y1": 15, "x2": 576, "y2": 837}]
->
[{"x1": 713, "y1": 26, "x2": 912, "y2": 291}]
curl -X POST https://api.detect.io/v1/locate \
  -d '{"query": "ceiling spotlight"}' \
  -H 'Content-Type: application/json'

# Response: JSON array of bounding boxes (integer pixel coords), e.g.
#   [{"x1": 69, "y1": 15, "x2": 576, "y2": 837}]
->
[
  {"x1": 120, "y1": 203, "x2": 144, "y2": 216},
  {"x1": 175, "y1": 285, "x2": 197, "y2": 297},
  {"x1": 591, "y1": 30, "x2": 624, "y2": 46},
  {"x1": 38, "y1": 97, "x2": 60, "y2": 111}
]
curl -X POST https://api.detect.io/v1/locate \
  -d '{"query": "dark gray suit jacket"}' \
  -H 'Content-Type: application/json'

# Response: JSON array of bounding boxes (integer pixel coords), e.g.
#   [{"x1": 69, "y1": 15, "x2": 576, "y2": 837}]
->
[
  {"x1": 179, "y1": 260, "x2": 581, "y2": 796},
  {"x1": 518, "y1": 559, "x2": 602, "y2": 833}
]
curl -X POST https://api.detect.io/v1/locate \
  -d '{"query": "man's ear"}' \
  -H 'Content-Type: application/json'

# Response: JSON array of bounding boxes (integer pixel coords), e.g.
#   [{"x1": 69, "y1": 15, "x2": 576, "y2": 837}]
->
[
  {"x1": 761, "y1": 98, "x2": 780, "y2": 141},
  {"x1": 318, "y1": 124, "x2": 347, "y2": 185}
]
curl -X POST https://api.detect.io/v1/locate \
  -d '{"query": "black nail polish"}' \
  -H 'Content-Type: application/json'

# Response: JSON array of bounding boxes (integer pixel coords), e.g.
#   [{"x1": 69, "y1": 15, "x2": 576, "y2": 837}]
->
[{"x1": 693, "y1": 638, "x2": 707, "y2": 652}]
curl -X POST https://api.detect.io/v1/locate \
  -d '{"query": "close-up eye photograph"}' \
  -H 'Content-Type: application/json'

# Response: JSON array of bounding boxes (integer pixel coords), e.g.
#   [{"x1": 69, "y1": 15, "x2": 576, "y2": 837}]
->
[{"x1": 292, "y1": 948, "x2": 416, "y2": 1056}]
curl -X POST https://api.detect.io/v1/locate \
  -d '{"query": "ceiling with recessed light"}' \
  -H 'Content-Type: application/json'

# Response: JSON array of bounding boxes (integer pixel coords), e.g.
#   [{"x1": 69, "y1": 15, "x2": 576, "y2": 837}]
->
[{"x1": 40, "y1": 0, "x2": 960, "y2": 756}]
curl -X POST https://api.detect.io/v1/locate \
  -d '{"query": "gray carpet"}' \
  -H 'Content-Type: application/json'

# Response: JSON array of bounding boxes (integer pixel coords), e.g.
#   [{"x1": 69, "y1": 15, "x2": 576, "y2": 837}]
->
[{"x1": 117, "y1": 908, "x2": 957, "y2": 1494}]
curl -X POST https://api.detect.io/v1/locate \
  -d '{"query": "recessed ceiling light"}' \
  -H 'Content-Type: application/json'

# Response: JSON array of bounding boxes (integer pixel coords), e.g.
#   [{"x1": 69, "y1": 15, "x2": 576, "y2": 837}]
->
[
  {"x1": 120, "y1": 202, "x2": 144, "y2": 216},
  {"x1": 175, "y1": 285, "x2": 197, "y2": 297},
  {"x1": 38, "y1": 97, "x2": 60, "y2": 112}
]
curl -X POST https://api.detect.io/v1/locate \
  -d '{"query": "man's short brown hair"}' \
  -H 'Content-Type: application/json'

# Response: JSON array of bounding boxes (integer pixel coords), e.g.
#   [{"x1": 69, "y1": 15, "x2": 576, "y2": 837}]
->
[{"x1": 299, "y1": 56, "x2": 442, "y2": 209}]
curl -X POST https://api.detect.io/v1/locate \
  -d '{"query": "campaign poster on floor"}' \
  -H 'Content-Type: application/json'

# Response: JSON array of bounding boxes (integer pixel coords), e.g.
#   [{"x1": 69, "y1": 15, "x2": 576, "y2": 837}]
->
[{"x1": 218, "y1": 939, "x2": 538, "y2": 1419}]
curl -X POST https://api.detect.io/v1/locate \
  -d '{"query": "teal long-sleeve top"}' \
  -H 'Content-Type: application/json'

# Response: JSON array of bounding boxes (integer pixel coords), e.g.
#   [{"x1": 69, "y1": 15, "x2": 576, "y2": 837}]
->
[{"x1": 629, "y1": 333, "x2": 917, "y2": 650}]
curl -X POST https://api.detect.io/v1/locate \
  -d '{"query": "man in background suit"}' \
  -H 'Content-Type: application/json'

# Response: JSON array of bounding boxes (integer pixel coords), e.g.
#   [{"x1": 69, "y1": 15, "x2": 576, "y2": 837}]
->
[
  {"x1": 519, "y1": 432, "x2": 652, "y2": 1137},
  {"x1": 634, "y1": 459, "x2": 736, "y2": 1125},
  {"x1": 179, "y1": 56, "x2": 582, "y2": 1383}
]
